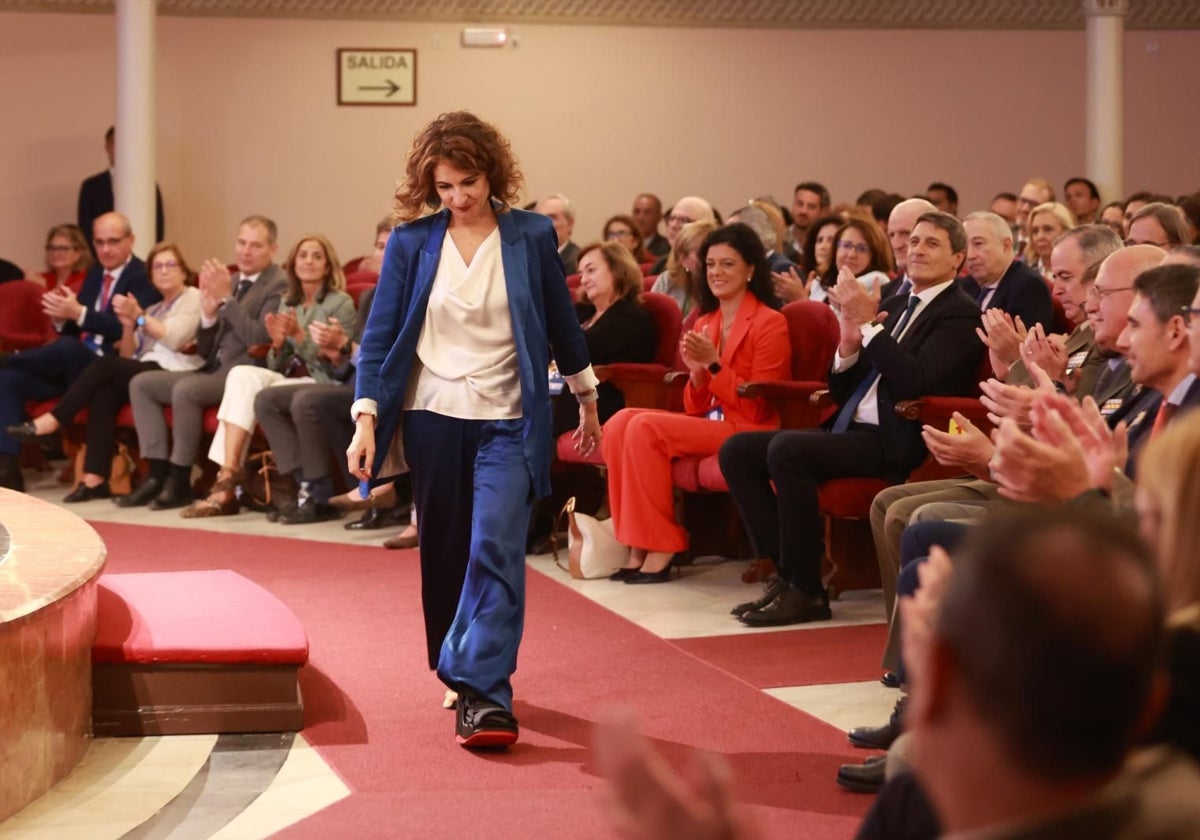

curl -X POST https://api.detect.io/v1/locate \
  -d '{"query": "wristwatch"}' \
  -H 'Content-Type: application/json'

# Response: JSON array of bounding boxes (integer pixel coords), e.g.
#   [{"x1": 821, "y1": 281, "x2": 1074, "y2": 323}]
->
[
  {"x1": 339, "y1": 340, "x2": 353, "y2": 357},
  {"x1": 707, "y1": 361, "x2": 722, "y2": 375},
  {"x1": 135, "y1": 314, "x2": 147, "y2": 328}
]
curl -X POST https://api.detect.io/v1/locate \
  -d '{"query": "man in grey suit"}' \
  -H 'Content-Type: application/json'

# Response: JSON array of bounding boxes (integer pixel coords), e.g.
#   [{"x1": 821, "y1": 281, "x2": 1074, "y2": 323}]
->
[
  {"x1": 122, "y1": 215, "x2": 288, "y2": 509},
  {"x1": 535, "y1": 193, "x2": 580, "y2": 274}
]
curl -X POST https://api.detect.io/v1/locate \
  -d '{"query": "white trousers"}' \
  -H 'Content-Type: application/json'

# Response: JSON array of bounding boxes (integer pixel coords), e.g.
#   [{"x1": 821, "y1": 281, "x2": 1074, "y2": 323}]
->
[{"x1": 208, "y1": 364, "x2": 313, "y2": 465}]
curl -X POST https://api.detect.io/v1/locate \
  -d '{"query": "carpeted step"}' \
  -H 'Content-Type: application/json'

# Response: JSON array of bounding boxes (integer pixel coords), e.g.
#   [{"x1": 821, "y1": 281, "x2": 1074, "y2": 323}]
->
[{"x1": 92, "y1": 570, "x2": 308, "y2": 736}]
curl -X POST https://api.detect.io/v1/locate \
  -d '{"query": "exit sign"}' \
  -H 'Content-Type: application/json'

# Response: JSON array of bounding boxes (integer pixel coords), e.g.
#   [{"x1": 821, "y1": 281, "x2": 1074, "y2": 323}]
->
[{"x1": 337, "y1": 48, "x2": 417, "y2": 106}]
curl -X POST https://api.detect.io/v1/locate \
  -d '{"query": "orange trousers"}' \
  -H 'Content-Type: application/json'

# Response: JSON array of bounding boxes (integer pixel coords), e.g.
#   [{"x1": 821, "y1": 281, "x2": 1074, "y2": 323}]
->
[{"x1": 602, "y1": 408, "x2": 749, "y2": 553}]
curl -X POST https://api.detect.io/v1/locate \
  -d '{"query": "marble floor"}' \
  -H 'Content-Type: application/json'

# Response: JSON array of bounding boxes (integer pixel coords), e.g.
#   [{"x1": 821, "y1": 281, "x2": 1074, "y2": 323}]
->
[{"x1": 3, "y1": 467, "x2": 897, "y2": 838}]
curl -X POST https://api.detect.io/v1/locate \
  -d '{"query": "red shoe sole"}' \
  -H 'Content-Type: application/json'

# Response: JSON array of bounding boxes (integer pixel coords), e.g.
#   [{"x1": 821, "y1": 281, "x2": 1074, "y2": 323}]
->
[{"x1": 457, "y1": 729, "x2": 519, "y2": 749}]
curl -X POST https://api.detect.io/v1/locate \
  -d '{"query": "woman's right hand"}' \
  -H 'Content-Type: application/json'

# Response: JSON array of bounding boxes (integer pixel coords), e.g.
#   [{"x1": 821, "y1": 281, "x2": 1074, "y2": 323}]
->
[
  {"x1": 771, "y1": 267, "x2": 809, "y2": 303},
  {"x1": 347, "y1": 415, "x2": 376, "y2": 481}
]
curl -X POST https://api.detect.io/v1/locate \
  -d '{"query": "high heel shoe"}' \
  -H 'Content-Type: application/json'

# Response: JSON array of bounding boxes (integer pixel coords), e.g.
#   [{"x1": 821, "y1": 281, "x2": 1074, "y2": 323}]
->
[
  {"x1": 609, "y1": 566, "x2": 642, "y2": 582},
  {"x1": 624, "y1": 552, "x2": 677, "y2": 584}
]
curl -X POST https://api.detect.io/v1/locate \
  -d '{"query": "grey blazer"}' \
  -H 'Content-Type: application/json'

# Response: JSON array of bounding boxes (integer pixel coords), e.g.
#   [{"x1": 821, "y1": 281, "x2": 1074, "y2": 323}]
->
[{"x1": 195, "y1": 264, "x2": 289, "y2": 372}]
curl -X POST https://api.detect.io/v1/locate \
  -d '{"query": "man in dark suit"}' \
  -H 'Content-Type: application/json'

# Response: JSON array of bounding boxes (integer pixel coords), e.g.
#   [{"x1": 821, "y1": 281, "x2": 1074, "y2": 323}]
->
[
  {"x1": 535, "y1": 193, "x2": 580, "y2": 274},
  {"x1": 123, "y1": 215, "x2": 287, "y2": 509},
  {"x1": 1113, "y1": 262, "x2": 1200, "y2": 474},
  {"x1": 879, "y1": 198, "x2": 937, "y2": 301},
  {"x1": 0, "y1": 212, "x2": 157, "y2": 490},
  {"x1": 957, "y1": 211, "x2": 1055, "y2": 331},
  {"x1": 631, "y1": 193, "x2": 669, "y2": 258},
  {"x1": 77, "y1": 126, "x2": 165, "y2": 255},
  {"x1": 718, "y1": 212, "x2": 984, "y2": 625}
]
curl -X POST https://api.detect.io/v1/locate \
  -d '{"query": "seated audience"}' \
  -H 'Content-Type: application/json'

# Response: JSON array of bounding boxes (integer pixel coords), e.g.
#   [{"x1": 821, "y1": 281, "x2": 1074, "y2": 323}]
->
[
  {"x1": 601, "y1": 214, "x2": 651, "y2": 264},
  {"x1": 959, "y1": 211, "x2": 1055, "y2": 330},
  {"x1": 649, "y1": 220, "x2": 716, "y2": 319},
  {"x1": 1063, "y1": 176, "x2": 1102, "y2": 224},
  {"x1": 819, "y1": 214, "x2": 894, "y2": 296},
  {"x1": 1014, "y1": 177, "x2": 1055, "y2": 250},
  {"x1": 0, "y1": 212, "x2": 156, "y2": 491},
  {"x1": 536, "y1": 193, "x2": 580, "y2": 274},
  {"x1": 180, "y1": 234, "x2": 355, "y2": 518},
  {"x1": 924, "y1": 182, "x2": 958, "y2": 216},
  {"x1": 1023, "y1": 201, "x2": 1076, "y2": 279},
  {"x1": 603, "y1": 223, "x2": 789, "y2": 583},
  {"x1": 774, "y1": 213, "x2": 841, "y2": 303},
  {"x1": 1100, "y1": 200, "x2": 1126, "y2": 236},
  {"x1": 719, "y1": 212, "x2": 983, "y2": 626},
  {"x1": 728, "y1": 204, "x2": 795, "y2": 275},
  {"x1": 650, "y1": 195, "x2": 718, "y2": 273},
  {"x1": 8, "y1": 242, "x2": 202, "y2": 501},
  {"x1": 631, "y1": 193, "x2": 669, "y2": 258},
  {"x1": 786, "y1": 181, "x2": 832, "y2": 259},
  {"x1": 552, "y1": 242, "x2": 657, "y2": 437},
  {"x1": 988, "y1": 192, "x2": 1018, "y2": 227},
  {"x1": 30, "y1": 224, "x2": 91, "y2": 292},
  {"x1": 1126, "y1": 201, "x2": 1190, "y2": 248},
  {"x1": 123, "y1": 215, "x2": 288, "y2": 510},
  {"x1": 597, "y1": 509, "x2": 1200, "y2": 839}
]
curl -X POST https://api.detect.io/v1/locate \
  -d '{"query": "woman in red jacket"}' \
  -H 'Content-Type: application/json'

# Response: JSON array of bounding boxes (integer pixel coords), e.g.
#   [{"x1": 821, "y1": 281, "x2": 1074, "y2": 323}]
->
[{"x1": 602, "y1": 223, "x2": 791, "y2": 582}]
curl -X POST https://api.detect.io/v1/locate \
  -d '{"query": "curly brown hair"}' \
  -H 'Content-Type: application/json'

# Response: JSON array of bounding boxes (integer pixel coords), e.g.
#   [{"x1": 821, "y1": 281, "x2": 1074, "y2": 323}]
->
[{"x1": 393, "y1": 111, "x2": 524, "y2": 222}]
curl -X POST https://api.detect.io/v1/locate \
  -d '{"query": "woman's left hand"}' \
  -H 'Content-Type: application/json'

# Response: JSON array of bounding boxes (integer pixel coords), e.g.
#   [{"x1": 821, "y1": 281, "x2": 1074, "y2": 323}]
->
[
  {"x1": 680, "y1": 330, "x2": 719, "y2": 370},
  {"x1": 574, "y1": 402, "x2": 602, "y2": 456}
]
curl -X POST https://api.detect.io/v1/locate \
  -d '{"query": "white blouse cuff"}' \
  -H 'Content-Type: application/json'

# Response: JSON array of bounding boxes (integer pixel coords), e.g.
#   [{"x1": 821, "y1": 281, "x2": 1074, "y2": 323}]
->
[
  {"x1": 564, "y1": 365, "x2": 599, "y2": 394},
  {"x1": 350, "y1": 397, "x2": 379, "y2": 421}
]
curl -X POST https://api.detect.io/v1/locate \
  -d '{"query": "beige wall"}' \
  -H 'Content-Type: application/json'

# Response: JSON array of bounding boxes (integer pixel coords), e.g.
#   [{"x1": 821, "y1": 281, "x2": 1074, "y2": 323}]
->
[{"x1": 2, "y1": 11, "x2": 1198, "y2": 270}]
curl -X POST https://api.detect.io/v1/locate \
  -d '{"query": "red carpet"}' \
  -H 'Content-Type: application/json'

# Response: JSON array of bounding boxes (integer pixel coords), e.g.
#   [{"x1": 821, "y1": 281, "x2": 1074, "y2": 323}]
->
[
  {"x1": 93, "y1": 522, "x2": 876, "y2": 838},
  {"x1": 671, "y1": 624, "x2": 889, "y2": 688}
]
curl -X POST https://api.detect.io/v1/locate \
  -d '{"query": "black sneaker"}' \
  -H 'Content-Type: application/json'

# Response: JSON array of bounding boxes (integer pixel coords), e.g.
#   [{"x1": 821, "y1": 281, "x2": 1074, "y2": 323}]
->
[
  {"x1": 730, "y1": 576, "x2": 788, "y2": 617},
  {"x1": 455, "y1": 689, "x2": 519, "y2": 749}
]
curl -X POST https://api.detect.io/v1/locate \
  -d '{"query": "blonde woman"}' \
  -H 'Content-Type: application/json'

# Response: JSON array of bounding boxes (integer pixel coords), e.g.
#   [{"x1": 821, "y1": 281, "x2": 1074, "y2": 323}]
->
[
  {"x1": 649, "y1": 220, "x2": 717, "y2": 319},
  {"x1": 1024, "y1": 202, "x2": 1076, "y2": 280}
]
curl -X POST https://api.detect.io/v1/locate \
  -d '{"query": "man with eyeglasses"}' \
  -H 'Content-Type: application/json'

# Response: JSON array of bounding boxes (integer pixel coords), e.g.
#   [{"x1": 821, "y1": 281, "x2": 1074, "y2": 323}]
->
[
  {"x1": 649, "y1": 196, "x2": 717, "y2": 274},
  {"x1": 78, "y1": 126, "x2": 165, "y2": 257},
  {"x1": 0, "y1": 212, "x2": 156, "y2": 491}
]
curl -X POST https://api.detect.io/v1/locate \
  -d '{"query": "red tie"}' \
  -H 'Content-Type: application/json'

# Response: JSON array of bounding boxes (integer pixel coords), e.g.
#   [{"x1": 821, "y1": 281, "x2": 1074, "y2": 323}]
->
[
  {"x1": 1150, "y1": 400, "x2": 1176, "y2": 441},
  {"x1": 98, "y1": 272, "x2": 115, "y2": 310}
]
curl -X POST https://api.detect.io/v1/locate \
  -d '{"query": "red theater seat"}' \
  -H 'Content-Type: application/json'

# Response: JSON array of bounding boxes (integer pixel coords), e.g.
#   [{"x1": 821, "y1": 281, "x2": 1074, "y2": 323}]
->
[{"x1": 0, "y1": 280, "x2": 53, "y2": 351}]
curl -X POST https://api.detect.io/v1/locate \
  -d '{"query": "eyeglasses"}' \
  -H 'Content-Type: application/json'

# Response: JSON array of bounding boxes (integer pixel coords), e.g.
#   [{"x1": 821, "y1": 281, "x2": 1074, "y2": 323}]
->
[
  {"x1": 151, "y1": 259, "x2": 179, "y2": 272},
  {"x1": 837, "y1": 240, "x2": 871, "y2": 255},
  {"x1": 94, "y1": 236, "x2": 129, "y2": 248},
  {"x1": 45, "y1": 244, "x2": 76, "y2": 253},
  {"x1": 1180, "y1": 305, "x2": 1200, "y2": 323},
  {"x1": 606, "y1": 229, "x2": 634, "y2": 241},
  {"x1": 1086, "y1": 284, "x2": 1133, "y2": 300},
  {"x1": 667, "y1": 214, "x2": 694, "y2": 226}
]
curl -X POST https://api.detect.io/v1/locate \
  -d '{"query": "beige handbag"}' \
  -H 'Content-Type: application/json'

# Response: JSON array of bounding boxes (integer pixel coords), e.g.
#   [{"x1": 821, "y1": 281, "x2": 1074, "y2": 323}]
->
[{"x1": 551, "y1": 496, "x2": 629, "y2": 580}]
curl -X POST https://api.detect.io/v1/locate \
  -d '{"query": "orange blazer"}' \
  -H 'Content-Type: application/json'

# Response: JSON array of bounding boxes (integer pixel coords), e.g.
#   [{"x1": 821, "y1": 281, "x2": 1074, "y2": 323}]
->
[{"x1": 683, "y1": 292, "x2": 791, "y2": 427}]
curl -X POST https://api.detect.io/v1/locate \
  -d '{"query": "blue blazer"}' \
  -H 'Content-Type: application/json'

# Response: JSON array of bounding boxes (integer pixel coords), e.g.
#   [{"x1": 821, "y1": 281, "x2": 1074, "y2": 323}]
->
[{"x1": 356, "y1": 205, "x2": 592, "y2": 498}]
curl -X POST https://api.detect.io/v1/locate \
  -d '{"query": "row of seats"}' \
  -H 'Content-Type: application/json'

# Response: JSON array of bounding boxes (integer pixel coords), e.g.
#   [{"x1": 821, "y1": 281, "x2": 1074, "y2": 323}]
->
[{"x1": 553, "y1": 295, "x2": 994, "y2": 594}]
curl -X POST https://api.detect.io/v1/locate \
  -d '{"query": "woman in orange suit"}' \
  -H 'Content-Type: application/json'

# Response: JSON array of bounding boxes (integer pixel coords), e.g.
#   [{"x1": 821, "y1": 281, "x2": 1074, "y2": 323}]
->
[{"x1": 602, "y1": 223, "x2": 791, "y2": 583}]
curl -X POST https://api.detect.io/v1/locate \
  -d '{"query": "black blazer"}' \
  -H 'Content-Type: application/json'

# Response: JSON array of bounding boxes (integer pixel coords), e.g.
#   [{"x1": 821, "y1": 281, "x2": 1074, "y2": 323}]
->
[
  {"x1": 827, "y1": 282, "x2": 985, "y2": 480},
  {"x1": 552, "y1": 297, "x2": 658, "y2": 436},
  {"x1": 958, "y1": 259, "x2": 1055, "y2": 332},
  {"x1": 77, "y1": 170, "x2": 165, "y2": 254},
  {"x1": 59, "y1": 257, "x2": 158, "y2": 356}
]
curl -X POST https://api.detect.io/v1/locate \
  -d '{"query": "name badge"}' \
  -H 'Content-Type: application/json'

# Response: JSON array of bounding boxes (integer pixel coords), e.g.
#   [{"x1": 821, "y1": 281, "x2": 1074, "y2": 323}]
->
[{"x1": 705, "y1": 407, "x2": 725, "y2": 422}]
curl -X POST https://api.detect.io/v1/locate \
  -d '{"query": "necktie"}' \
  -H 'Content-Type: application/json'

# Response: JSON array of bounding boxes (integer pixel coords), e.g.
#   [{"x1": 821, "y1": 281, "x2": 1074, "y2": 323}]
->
[
  {"x1": 235, "y1": 278, "x2": 252, "y2": 301},
  {"x1": 975, "y1": 284, "x2": 993, "y2": 308},
  {"x1": 831, "y1": 295, "x2": 921, "y2": 433},
  {"x1": 1149, "y1": 400, "x2": 1176, "y2": 441},
  {"x1": 99, "y1": 272, "x2": 115, "y2": 310}
]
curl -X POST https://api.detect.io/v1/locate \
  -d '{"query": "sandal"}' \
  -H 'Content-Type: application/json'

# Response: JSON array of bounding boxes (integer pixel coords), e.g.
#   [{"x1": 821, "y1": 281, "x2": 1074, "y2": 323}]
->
[
  {"x1": 180, "y1": 495, "x2": 239, "y2": 518},
  {"x1": 209, "y1": 467, "x2": 245, "y2": 496}
]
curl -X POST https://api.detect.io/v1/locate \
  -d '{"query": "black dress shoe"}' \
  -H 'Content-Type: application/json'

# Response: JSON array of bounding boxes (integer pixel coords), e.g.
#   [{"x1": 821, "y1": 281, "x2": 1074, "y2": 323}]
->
[
  {"x1": 730, "y1": 576, "x2": 788, "y2": 617},
  {"x1": 63, "y1": 481, "x2": 111, "y2": 503},
  {"x1": 739, "y1": 584, "x2": 832, "y2": 626},
  {"x1": 455, "y1": 688, "x2": 519, "y2": 749},
  {"x1": 279, "y1": 499, "x2": 342, "y2": 525},
  {"x1": 344, "y1": 504, "x2": 407, "y2": 531},
  {"x1": 5, "y1": 421, "x2": 42, "y2": 441},
  {"x1": 149, "y1": 476, "x2": 192, "y2": 510},
  {"x1": 848, "y1": 696, "x2": 907, "y2": 750},
  {"x1": 836, "y1": 755, "x2": 887, "y2": 793},
  {"x1": 881, "y1": 671, "x2": 902, "y2": 689},
  {"x1": 114, "y1": 477, "x2": 164, "y2": 508}
]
